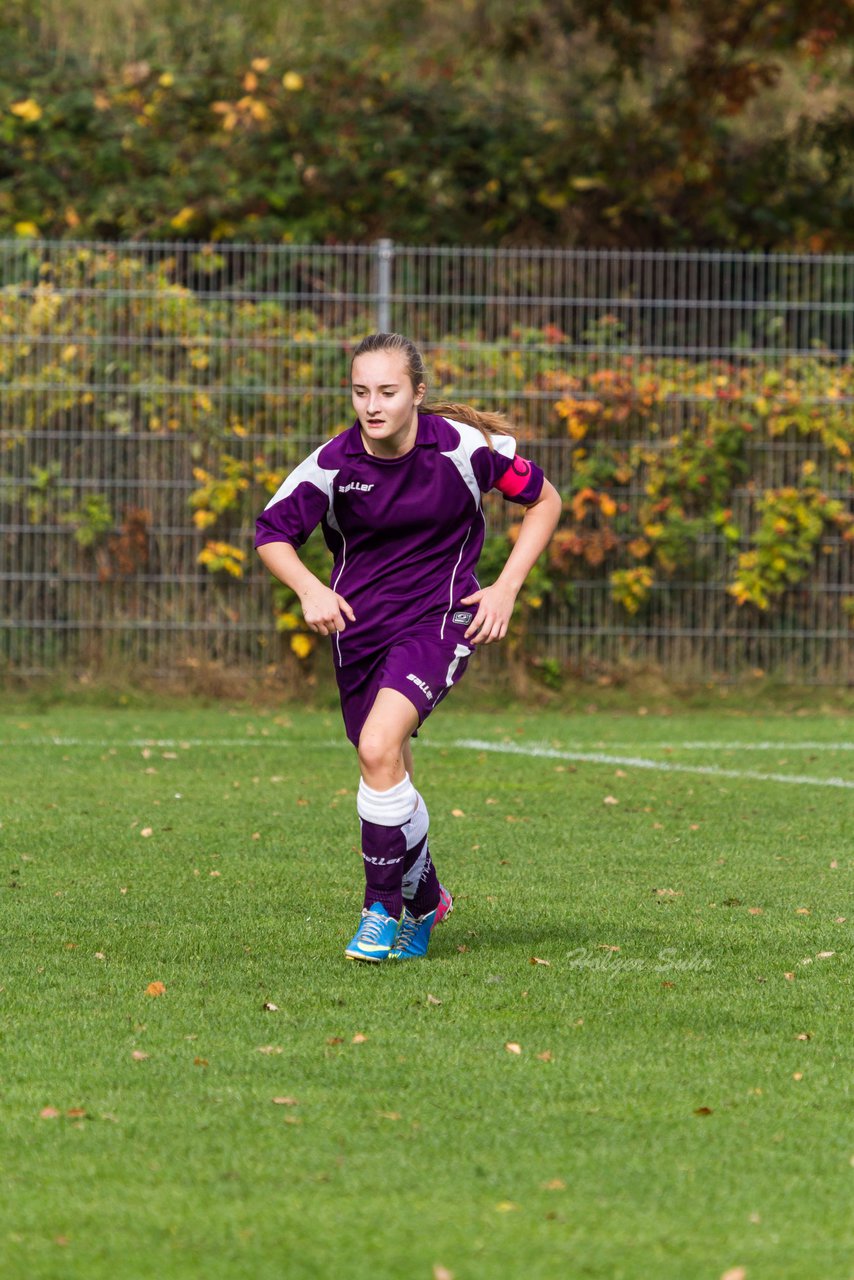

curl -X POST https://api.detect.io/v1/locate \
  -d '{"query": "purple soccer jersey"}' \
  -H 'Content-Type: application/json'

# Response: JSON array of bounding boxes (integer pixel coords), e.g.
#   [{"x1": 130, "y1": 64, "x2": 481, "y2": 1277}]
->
[{"x1": 255, "y1": 414, "x2": 545, "y2": 666}]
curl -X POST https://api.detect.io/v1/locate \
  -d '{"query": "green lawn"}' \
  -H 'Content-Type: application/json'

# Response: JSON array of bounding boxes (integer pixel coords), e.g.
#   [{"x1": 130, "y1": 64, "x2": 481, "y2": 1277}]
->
[{"x1": 1, "y1": 702, "x2": 852, "y2": 1279}]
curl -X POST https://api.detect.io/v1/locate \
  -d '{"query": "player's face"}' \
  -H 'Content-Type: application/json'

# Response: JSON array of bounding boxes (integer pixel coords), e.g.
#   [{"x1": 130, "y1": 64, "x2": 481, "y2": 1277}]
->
[{"x1": 351, "y1": 350, "x2": 426, "y2": 457}]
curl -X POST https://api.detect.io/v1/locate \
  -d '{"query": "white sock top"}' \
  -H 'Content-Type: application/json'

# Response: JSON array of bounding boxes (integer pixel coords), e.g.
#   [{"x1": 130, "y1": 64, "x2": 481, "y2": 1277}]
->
[{"x1": 357, "y1": 772, "x2": 417, "y2": 826}]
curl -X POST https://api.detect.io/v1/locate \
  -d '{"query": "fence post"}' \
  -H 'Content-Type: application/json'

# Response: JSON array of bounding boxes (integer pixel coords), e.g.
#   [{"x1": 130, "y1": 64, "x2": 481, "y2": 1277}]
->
[{"x1": 376, "y1": 238, "x2": 394, "y2": 333}]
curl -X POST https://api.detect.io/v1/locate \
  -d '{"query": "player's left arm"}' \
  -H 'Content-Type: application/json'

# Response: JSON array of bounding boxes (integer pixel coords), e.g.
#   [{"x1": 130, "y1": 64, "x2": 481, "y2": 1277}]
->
[{"x1": 461, "y1": 478, "x2": 562, "y2": 646}]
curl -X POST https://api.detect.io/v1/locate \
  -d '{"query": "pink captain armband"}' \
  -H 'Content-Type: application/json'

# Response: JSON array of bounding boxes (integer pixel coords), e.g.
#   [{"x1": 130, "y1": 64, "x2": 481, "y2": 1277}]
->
[{"x1": 495, "y1": 455, "x2": 534, "y2": 499}]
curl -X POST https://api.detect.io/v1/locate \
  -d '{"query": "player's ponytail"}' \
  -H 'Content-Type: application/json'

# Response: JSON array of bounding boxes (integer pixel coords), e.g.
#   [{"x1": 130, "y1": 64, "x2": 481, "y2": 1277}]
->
[
  {"x1": 351, "y1": 333, "x2": 515, "y2": 450},
  {"x1": 420, "y1": 400, "x2": 514, "y2": 447}
]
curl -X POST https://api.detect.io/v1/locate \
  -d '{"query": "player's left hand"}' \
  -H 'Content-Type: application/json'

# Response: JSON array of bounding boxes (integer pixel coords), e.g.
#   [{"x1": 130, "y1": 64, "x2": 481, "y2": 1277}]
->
[{"x1": 460, "y1": 583, "x2": 518, "y2": 645}]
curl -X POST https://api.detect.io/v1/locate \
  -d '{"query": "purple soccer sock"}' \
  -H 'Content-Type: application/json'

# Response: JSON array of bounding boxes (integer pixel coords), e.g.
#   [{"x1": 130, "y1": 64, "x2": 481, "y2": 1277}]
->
[
  {"x1": 401, "y1": 791, "x2": 441, "y2": 918},
  {"x1": 356, "y1": 775, "x2": 417, "y2": 919}
]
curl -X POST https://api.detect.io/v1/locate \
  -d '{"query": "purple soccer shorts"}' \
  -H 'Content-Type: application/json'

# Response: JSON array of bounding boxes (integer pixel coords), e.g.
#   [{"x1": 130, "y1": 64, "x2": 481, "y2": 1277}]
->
[{"x1": 334, "y1": 628, "x2": 473, "y2": 746}]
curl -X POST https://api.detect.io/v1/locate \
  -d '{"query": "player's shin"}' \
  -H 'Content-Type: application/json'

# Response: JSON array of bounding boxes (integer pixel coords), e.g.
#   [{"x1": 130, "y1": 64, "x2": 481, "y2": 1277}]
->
[
  {"x1": 356, "y1": 774, "x2": 417, "y2": 919},
  {"x1": 401, "y1": 791, "x2": 441, "y2": 917}
]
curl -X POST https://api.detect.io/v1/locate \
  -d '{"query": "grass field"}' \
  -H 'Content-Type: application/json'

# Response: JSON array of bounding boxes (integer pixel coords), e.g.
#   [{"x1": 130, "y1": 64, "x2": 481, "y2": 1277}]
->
[{"x1": 1, "y1": 699, "x2": 852, "y2": 1280}]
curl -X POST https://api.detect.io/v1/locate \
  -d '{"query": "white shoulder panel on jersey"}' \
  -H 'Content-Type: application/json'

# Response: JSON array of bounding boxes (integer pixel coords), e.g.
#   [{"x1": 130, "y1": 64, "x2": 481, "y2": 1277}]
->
[
  {"x1": 262, "y1": 445, "x2": 338, "y2": 514},
  {"x1": 440, "y1": 418, "x2": 517, "y2": 505}
]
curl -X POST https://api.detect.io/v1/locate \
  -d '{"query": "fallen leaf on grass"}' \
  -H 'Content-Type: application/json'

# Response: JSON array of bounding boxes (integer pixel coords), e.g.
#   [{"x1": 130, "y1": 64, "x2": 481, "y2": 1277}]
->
[
  {"x1": 693, "y1": 1106, "x2": 713, "y2": 1115},
  {"x1": 433, "y1": 1266, "x2": 454, "y2": 1280},
  {"x1": 720, "y1": 1269, "x2": 747, "y2": 1280},
  {"x1": 496, "y1": 1201, "x2": 518, "y2": 1212},
  {"x1": 140, "y1": 827, "x2": 153, "y2": 838},
  {"x1": 597, "y1": 944, "x2": 620, "y2": 952},
  {"x1": 816, "y1": 951, "x2": 835, "y2": 959},
  {"x1": 145, "y1": 981, "x2": 166, "y2": 997},
  {"x1": 377, "y1": 1110, "x2": 401, "y2": 1120},
  {"x1": 530, "y1": 956, "x2": 551, "y2": 966},
  {"x1": 748, "y1": 907, "x2": 763, "y2": 916},
  {"x1": 505, "y1": 1042, "x2": 522, "y2": 1055},
  {"x1": 131, "y1": 1050, "x2": 149, "y2": 1061},
  {"x1": 784, "y1": 972, "x2": 795, "y2": 981},
  {"x1": 451, "y1": 809, "x2": 465, "y2": 818},
  {"x1": 426, "y1": 994, "x2": 442, "y2": 1006},
  {"x1": 66, "y1": 1108, "x2": 87, "y2": 1118},
  {"x1": 536, "y1": 1051, "x2": 554, "y2": 1062},
  {"x1": 795, "y1": 907, "x2": 811, "y2": 915},
  {"x1": 256, "y1": 1045, "x2": 283, "y2": 1055},
  {"x1": 456, "y1": 945, "x2": 469, "y2": 953},
  {"x1": 326, "y1": 1036, "x2": 343, "y2": 1045},
  {"x1": 793, "y1": 1072, "x2": 803, "y2": 1081},
  {"x1": 40, "y1": 1107, "x2": 61, "y2": 1119},
  {"x1": 262, "y1": 1002, "x2": 279, "y2": 1012},
  {"x1": 351, "y1": 1033, "x2": 368, "y2": 1044},
  {"x1": 272, "y1": 1096, "x2": 298, "y2": 1106},
  {"x1": 603, "y1": 796, "x2": 619, "y2": 805},
  {"x1": 541, "y1": 1178, "x2": 566, "y2": 1190},
  {"x1": 796, "y1": 1032, "x2": 812, "y2": 1041},
  {"x1": 193, "y1": 1057, "x2": 208, "y2": 1067}
]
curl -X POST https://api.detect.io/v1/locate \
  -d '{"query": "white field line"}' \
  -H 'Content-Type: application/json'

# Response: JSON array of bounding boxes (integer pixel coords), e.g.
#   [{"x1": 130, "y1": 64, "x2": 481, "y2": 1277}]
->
[
  {"x1": 2, "y1": 736, "x2": 851, "y2": 752},
  {"x1": 1, "y1": 735, "x2": 853, "y2": 789},
  {"x1": 599, "y1": 741, "x2": 854, "y2": 752},
  {"x1": 451, "y1": 738, "x2": 854, "y2": 790}
]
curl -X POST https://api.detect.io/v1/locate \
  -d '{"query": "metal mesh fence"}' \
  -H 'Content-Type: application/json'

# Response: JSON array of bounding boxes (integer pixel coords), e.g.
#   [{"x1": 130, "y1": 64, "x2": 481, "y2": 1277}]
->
[{"x1": 1, "y1": 239, "x2": 852, "y2": 682}]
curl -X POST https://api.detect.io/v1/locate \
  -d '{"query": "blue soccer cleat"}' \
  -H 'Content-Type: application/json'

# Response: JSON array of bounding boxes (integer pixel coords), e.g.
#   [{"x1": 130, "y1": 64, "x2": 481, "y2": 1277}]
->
[
  {"x1": 344, "y1": 902, "x2": 400, "y2": 963},
  {"x1": 389, "y1": 902, "x2": 441, "y2": 960}
]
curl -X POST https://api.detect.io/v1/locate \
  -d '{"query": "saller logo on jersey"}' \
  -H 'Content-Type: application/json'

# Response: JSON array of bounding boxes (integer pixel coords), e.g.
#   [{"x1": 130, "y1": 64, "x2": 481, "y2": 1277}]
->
[
  {"x1": 339, "y1": 481, "x2": 375, "y2": 494},
  {"x1": 406, "y1": 673, "x2": 434, "y2": 701},
  {"x1": 452, "y1": 611, "x2": 473, "y2": 625}
]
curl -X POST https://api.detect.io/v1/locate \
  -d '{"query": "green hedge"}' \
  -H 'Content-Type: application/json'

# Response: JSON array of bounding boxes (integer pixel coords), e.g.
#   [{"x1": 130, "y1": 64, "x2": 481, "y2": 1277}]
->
[{"x1": 1, "y1": 5, "x2": 852, "y2": 250}]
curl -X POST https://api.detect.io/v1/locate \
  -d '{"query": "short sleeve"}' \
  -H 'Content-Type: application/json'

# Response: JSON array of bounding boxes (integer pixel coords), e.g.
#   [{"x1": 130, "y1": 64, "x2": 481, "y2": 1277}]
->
[
  {"x1": 471, "y1": 433, "x2": 545, "y2": 506},
  {"x1": 255, "y1": 448, "x2": 335, "y2": 549}
]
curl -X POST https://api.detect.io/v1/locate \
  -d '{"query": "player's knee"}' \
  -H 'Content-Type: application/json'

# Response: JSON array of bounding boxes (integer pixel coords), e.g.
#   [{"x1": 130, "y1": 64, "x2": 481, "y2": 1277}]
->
[{"x1": 357, "y1": 728, "x2": 400, "y2": 779}]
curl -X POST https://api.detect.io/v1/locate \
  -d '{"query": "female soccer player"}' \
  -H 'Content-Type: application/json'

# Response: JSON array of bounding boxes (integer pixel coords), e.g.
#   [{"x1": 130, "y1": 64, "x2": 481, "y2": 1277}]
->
[{"x1": 255, "y1": 333, "x2": 561, "y2": 961}]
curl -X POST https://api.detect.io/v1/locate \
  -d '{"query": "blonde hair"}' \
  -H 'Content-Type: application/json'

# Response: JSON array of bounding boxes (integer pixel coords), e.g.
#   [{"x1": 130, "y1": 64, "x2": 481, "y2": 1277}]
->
[{"x1": 351, "y1": 332, "x2": 514, "y2": 449}]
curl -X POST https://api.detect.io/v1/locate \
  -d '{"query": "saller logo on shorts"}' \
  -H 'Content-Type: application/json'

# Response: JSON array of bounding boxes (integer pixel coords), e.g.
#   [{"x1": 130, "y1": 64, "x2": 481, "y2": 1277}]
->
[
  {"x1": 452, "y1": 611, "x2": 473, "y2": 625},
  {"x1": 406, "y1": 673, "x2": 434, "y2": 701},
  {"x1": 339, "y1": 481, "x2": 375, "y2": 494}
]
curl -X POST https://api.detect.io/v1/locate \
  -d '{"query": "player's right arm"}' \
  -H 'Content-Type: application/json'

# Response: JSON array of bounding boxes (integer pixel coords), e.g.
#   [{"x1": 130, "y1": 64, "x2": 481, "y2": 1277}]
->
[
  {"x1": 256, "y1": 541, "x2": 355, "y2": 636},
  {"x1": 255, "y1": 445, "x2": 355, "y2": 636}
]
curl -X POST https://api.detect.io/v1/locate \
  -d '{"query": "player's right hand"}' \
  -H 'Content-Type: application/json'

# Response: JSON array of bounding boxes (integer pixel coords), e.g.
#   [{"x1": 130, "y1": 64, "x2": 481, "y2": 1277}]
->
[{"x1": 299, "y1": 584, "x2": 355, "y2": 635}]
